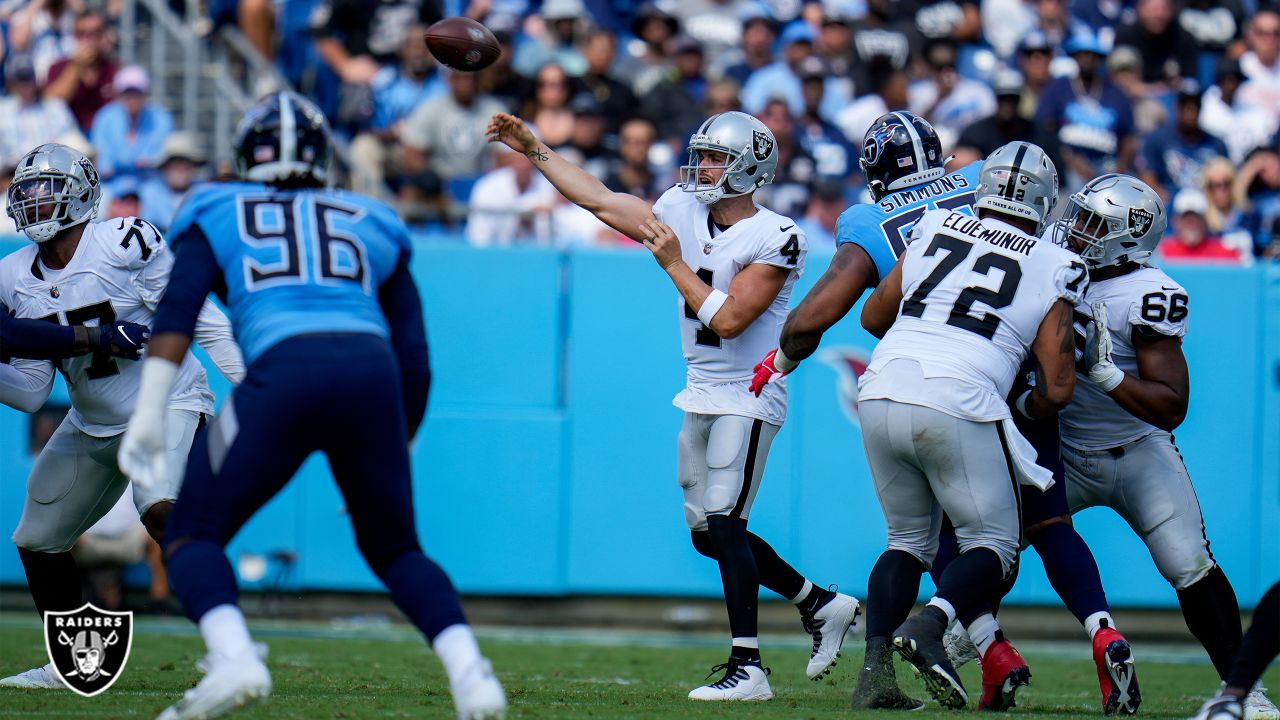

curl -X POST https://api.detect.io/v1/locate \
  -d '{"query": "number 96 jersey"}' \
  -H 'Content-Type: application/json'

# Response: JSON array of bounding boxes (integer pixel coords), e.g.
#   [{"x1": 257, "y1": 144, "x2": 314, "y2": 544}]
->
[
  {"x1": 653, "y1": 187, "x2": 807, "y2": 425},
  {"x1": 1059, "y1": 266, "x2": 1189, "y2": 450}
]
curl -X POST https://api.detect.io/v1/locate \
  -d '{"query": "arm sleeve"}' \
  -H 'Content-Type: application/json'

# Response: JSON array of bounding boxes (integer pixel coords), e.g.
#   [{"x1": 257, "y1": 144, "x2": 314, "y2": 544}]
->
[
  {"x1": 193, "y1": 300, "x2": 246, "y2": 384},
  {"x1": 379, "y1": 250, "x2": 430, "y2": 439},
  {"x1": 0, "y1": 310, "x2": 81, "y2": 360},
  {"x1": 0, "y1": 359, "x2": 55, "y2": 413},
  {"x1": 152, "y1": 224, "x2": 222, "y2": 339}
]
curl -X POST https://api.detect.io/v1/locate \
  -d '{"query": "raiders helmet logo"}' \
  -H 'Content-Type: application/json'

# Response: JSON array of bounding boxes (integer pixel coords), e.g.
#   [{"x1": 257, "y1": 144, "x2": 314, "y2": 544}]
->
[
  {"x1": 78, "y1": 158, "x2": 99, "y2": 187},
  {"x1": 43, "y1": 604, "x2": 133, "y2": 697},
  {"x1": 1128, "y1": 207, "x2": 1154, "y2": 238},
  {"x1": 752, "y1": 130, "x2": 775, "y2": 162},
  {"x1": 862, "y1": 122, "x2": 903, "y2": 165}
]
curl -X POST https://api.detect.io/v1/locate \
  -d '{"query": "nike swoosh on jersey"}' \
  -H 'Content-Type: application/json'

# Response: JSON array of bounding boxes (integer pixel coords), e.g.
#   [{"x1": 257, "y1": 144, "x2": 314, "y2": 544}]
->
[{"x1": 780, "y1": 225, "x2": 795, "y2": 232}]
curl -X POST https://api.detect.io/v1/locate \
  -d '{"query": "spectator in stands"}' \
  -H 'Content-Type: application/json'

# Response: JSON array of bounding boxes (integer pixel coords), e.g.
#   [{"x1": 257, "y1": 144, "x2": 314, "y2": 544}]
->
[
  {"x1": 1113, "y1": 0, "x2": 1197, "y2": 89},
  {"x1": 572, "y1": 29, "x2": 636, "y2": 134},
  {"x1": 1159, "y1": 188, "x2": 1245, "y2": 264},
  {"x1": 477, "y1": 23, "x2": 530, "y2": 113},
  {"x1": 44, "y1": 9, "x2": 118, "y2": 132},
  {"x1": 850, "y1": 0, "x2": 919, "y2": 93},
  {"x1": 1137, "y1": 80, "x2": 1228, "y2": 203},
  {"x1": 140, "y1": 132, "x2": 206, "y2": 233},
  {"x1": 0, "y1": 54, "x2": 77, "y2": 168},
  {"x1": 795, "y1": 57, "x2": 854, "y2": 183},
  {"x1": 523, "y1": 63, "x2": 576, "y2": 148},
  {"x1": 103, "y1": 175, "x2": 142, "y2": 220},
  {"x1": 1036, "y1": 30, "x2": 1135, "y2": 190},
  {"x1": 400, "y1": 68, "x2": 505, "y2": 208},
  {"x1": 8, "y1": 0, "x2": 80, "y2": 84},
  {"x1": 90, "y1": 65, "x2": 173, "y2": 192},
  {"x1": 981, "y1": 0, "x2": 1036, "y2": 60},
  {"x1": 1201, "y1": 157, "x2": 1260, "y2": 260},
  {"x1": 1014, "y1": 31, "x2": 1054, "y2": 120},
  {"x1": 1108, "y1": 46, "x2": 1168, "y2": 136},
  {"x1": 953, "y1": 69, "x2": 1061, "y2": 170},
  {"x1": 512, "y1": 0, "x2": 591, "y2": 78},
  {"x1": 663, "y1": 0, "x2": 755, "y2": 65},
  {"x1": 465, "y1": 143, "x2": 557, "y2": 247},
  {"x1": 604, "y1": 117, "x2": 663, "y2": 202},
  {"x1": 566, "y1": 93, "x2": 613, "y2": 180},
  {"x1": 1176, "y1": 0, "x2": 1246, "y2": 85},
  {"x1": 717, "y1": 9, "x2": 777, "y2": 86},
  {"x1": 616, "y1": 2, "x2": 678, "y2": 97},
  {"x1": 910, "y1": 0, "x2": 982, "y2": 46},
  {"x1": 795, "y1": 176, "x2": 845, "y2": 250},
  {"x1": 1238, "y1": 9, "x2": 1280, "y2": 128},
  {"x1": 816, "y1": 3, "x2": 857, "y2": 101},
  {"x1": 349, "y1": 25, "x2": 444, "y2": 196},
  {"x1": 836, "y1": 58, "x2": 909, "y2": 145},
  {"x1": 704, "y1": 78, "x2": 742, "y2": 116},
  {"x1": 909, "y1": 38, "x2": 995, "y2": 151},
  {"x1": 1202, "y1": 57, "x2": 1278, "y2": 164},
  {"x1": 753, "y1": 98, "x2": 816, "y2": 219},
  {"x1": 1239, "y1": 145, "x2": 1280, "y2": 259},
  {"x1": 640, "y1": 35, "x2": 709, "y2": 144},
  {"x1": 741, "y1": 23, "x2": 816, "y2": 120}
]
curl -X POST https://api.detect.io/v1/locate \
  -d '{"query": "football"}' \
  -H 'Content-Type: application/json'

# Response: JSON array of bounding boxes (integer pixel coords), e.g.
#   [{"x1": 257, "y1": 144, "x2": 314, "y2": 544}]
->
[{"x1": 424, "y1": 17, "x2": 502, "y2": 72}]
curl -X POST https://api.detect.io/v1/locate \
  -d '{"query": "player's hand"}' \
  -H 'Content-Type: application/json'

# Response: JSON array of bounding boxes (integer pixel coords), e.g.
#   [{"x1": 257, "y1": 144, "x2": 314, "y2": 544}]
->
[
  {"x1": 485, "y1": 113, "x2": 539, "y2": 156},
  {"x1": 118, "y1": 409, "x2": 168, "y2": 493},
  {"x1": 1084, "y1": 300, "x2": 1124, "y2": 392},
  {"x1": 750, "y1": 348, "x2": 792, "y2": 397},
  {"x1": 639, "y1": 219, "x2": 682, "y2": 271},
  {"x1": 96, "y1": 321, "x2": 150, "y2": 361}
]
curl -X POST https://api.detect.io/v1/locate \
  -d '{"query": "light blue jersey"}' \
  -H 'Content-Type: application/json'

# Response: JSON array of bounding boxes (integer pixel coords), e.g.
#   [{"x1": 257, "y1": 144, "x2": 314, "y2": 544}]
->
[
  {"x1": 167, "y1": 182, "x2": 412, "y2": 364},
  {"x1": 836, "y1": 161, "x2": 982, "y2": 280}
]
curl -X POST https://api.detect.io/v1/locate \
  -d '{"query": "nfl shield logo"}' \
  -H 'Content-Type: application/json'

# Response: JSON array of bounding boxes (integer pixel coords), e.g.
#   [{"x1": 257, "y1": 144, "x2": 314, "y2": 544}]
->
[
  {"x1": 1128, "y1": 207, "x2": 1154, "y2": 238},
  {"x1": 43, "y1": 603, "x2": 133, "y2": 697}
]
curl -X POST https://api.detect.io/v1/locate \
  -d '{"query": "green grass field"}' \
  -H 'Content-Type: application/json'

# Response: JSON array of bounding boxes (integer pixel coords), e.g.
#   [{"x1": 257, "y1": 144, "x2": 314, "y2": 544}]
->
[{"x1": 1, "y1": 614, "x2": 1274, "y2": 719}]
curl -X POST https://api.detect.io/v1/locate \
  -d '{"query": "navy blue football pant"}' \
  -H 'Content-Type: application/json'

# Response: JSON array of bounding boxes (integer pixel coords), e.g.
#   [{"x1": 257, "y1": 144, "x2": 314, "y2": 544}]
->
[
  {"x1": 930, "y1": 414, "x2": 1109, "y2": 627},
  {"x1": 164, "y1": 334, "x2": 466, "y2": 641}
]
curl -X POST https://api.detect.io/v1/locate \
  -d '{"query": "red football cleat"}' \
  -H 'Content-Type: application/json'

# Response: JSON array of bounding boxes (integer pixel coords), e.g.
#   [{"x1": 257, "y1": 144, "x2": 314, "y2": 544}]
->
[
  {"x1": 1093, "y1": 627, "x2": 1141, "y2": 715},
  {"x1": 979, "y1": 638, "x2": 1032, "y2": 711}
]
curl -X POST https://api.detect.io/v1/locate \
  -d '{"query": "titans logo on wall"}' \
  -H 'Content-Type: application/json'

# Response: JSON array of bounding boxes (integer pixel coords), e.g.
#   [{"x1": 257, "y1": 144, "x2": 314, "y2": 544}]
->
[{"x1": 819, "y1": 347, "x2": 873, "y2": 428}]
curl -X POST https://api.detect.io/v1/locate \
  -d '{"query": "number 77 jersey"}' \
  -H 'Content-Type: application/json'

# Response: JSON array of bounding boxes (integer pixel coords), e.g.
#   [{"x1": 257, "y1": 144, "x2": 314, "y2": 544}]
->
[{"x1": 167, "y1": 182, "x2": 412, "y2": 365}]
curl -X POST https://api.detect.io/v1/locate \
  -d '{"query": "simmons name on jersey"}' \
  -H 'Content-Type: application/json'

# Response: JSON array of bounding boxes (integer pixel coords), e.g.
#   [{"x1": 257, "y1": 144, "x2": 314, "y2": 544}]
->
[{"x1": 653, "y1": 186, "x2": 807, "y2": 424}]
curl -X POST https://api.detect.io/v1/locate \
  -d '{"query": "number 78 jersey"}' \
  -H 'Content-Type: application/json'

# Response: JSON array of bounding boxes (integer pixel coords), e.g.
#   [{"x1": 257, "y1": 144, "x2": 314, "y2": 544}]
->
[
  {"x1": 860, "y1": 209, "x2": 1087, "y2": 421},
  {"x1": 168, "y1": 182, "x2": 412, "y2": 365}
]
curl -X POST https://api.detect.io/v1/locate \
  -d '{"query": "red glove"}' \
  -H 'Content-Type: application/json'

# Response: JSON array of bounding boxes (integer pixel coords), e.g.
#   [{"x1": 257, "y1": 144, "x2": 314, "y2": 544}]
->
[{"x1": 749, "y1": 348, "x2": 791, "y2": 397}]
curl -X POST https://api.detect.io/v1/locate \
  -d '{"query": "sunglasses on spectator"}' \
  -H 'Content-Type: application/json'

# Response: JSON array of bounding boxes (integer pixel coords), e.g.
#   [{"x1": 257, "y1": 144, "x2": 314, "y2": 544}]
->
[
  {"x1": 1207, "y1": 180, "x2": 1232, "y2": 189},
  {"x1": 1253, "y1": 26, "x2": 1280, "y2": 37},
  {"x1": 538, "y1": 79, "x2": 568, "y2": 87}
]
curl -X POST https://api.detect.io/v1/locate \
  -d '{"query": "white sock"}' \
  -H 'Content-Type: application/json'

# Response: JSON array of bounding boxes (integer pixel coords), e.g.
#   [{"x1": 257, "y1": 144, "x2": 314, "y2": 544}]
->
[
  {"x1": 1084, "y1": 611, "x2": 1117, "y2": 640},
  {"x1": 434, "y1": 624, "x2": 483, "y2": 687},
  {"x1": 791, "y1": 580, "x2": 815, "y2": 605},
  {"x1": 927, "y1": 597, "x2": 957, "y2": 625},
  {"x1": 731, "y1": 636, "x2": 760, "y2": 649},
  {"x1": 198, "y1": 604, "x2": 253, "y2": 661},
  {"x1": 967, "y1": 613, "x2": 1001, "y2": 657}
]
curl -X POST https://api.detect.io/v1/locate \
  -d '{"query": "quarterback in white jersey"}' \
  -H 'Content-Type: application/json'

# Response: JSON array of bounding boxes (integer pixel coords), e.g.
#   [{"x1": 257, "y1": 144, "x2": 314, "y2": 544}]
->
[
  {"x1": 857, "y1": 142, "x2": 1083, "y2": 709},
  {"x1": 1057, "y1": 174, "x2": 1277, "y2": 720},
  {"x1": 0, "y1": 144, "x2": 243, "y2": 691},
  {"x1": 488, "y1": 111, "x2": 861, "y2": 702}
]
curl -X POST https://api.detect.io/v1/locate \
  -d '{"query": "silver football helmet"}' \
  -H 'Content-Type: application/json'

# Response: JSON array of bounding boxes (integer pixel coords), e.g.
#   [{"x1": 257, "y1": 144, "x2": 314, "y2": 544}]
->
[
  {"x1": 680, "y1": 112, "x2": 778, "y2": 204},
  {"x1": 974, "y1": 141, "x2": 1058, "y2": 235},
  {"x1": 7, "y1": 143, "x2": 101, "y2": 243},
  {"x1": 1056, "y1": 174, "x2": 1166, "y2": 268}
]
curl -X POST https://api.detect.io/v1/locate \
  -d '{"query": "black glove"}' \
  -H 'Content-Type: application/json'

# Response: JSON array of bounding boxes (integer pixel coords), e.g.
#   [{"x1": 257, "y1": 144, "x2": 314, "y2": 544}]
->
[{"x1": 90, "y1": 321, "x2": 151, "y2": 361}]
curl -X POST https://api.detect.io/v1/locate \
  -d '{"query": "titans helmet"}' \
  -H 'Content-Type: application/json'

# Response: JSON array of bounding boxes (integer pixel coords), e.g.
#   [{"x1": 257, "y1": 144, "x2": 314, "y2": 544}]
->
[
  {"x1": 7, "y1": 143, "x2": 101, "y2": 243},
  {"x1": 974, "y1": 141, "x2": 1059, "y2": 235},
  {"x1": 859, "y1": 111, "x2": 946, "y2": 202},
  {"x1": 233, "y1": 91, "x2": 332, "y2": 187},
  {"x1": 1056, "y1": 174, "x2": 1166, "y2": 269},
  {"x1": 680, "y1": 112, "x2": 778, "y2": 205}
]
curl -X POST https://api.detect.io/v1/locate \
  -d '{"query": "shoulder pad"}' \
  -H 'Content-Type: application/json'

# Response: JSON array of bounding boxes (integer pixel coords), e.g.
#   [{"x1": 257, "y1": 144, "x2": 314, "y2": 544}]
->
[{"x1": 104, "y1": 217, "x2": 165, "y2": 266}]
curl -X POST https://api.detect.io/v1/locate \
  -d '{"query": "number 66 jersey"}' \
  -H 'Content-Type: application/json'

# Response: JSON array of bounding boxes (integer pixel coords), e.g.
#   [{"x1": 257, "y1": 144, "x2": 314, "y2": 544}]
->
[{"x1": 1059, "y1": 266, "x2": 1189, "y2": 450}]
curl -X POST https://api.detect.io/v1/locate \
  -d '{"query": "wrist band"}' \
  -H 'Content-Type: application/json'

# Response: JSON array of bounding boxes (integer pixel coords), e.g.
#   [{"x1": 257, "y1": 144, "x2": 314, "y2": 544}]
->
[
  {"x1": 774, "y1": 347, "x2": 798, "y2": 373},
  {"x1": 1015, "y1": 389, "x2": 1034, "y2": 420},
  {"x1": 697, "y1": 289, "x2": 728, "y2": 327},
  {"x1": 1097, "y1": 367, "x2": 1124, "y2": 392}
]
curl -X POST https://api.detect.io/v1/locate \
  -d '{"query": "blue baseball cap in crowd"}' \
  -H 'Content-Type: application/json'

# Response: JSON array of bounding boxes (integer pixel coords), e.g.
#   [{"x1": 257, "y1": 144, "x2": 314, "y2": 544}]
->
[
  {"x1": 1063, "y1": 30, "x2": 1108, "y2": 56},
  {"x1": 779, "y1": 21, "x2": 817, "y2": 47}
]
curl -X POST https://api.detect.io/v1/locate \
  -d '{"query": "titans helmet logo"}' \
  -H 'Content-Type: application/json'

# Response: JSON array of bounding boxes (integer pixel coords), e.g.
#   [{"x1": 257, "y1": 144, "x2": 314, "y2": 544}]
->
[{"x1": 863, "y1": 122, "x2": 904, "y2": 166}]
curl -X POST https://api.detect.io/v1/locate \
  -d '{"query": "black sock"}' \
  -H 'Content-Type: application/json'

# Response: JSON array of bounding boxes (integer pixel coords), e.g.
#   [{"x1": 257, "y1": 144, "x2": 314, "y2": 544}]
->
[
  {"x1": 18, "y1": 548, "x2": 83, "y2": 617},
  {"x1": 1177, "y1": 565, "x2": 1244, "y2": 680},
  {"x1": 1226, "y1": 582, "x2": 1279, "y2": 691},
  {"x1": 746, "y1": 531, "x2": 807, "y2": 601},
  {"x1": 798, "y1": 584, "x2": 836, "y2": 616},
  {"x1": 707, "y1": 515, "x2": 759, "y2": 640},
  {"x1": 934, "y1": 548, "x2": 1005, "y2": 621},
  {"x1": 731, "y1": 644, "x2": 762, "y2": 664},
  {"x1": 866, "y1": 550, "x2": 925, "y2": 639}
]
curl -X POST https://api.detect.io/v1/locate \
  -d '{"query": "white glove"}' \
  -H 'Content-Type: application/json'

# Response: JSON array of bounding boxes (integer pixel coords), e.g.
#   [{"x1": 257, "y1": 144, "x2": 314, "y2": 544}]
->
[
  {"x1": 118, "y1": 358, "x2": 179, "y2": 491},
  {"x1": 1084, "y1": 300, "x2": 1124, "y2": 391}
]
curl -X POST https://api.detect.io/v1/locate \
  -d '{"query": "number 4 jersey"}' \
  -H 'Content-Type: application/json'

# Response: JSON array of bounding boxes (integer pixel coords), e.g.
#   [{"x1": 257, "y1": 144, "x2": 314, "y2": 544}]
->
[
  {"x1": 653, "y1": 186, "x2": 807, "y2": 425},
  {"x1": 1059, "y1": 266, "x2": 1188, "y2": 450},
  {"x1": 858, "y1": 209, "x2": 1087, "y2": 422},
  {"x1": 0, "y1": 218, "x2": 226, "y2": 435}
]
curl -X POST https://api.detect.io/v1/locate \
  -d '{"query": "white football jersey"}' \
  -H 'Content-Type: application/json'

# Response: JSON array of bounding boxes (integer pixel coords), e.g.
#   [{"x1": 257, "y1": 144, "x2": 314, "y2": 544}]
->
[
  {"x1": 1059, "y1": 266, "x2": 1188, "y2": 450},
  {"x1": 0, "y1": 218, "x2": 216, "y2": 436},
  {"x1": 653, "y1": 186, "x2": 808, "y2": 425},
  {"x1": 859, "y1": 209, "x2": 1088, "y2": 421}
]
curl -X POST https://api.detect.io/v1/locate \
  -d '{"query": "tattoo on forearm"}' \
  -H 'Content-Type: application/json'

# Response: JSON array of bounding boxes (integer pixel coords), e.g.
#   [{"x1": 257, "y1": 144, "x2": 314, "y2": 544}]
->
[
  {"x1": 527, "y1": 148, "x2": 549, "y2": 163},
  {"x1": 1058, "y1": 304, "x2": 1075, "y2": 355}
]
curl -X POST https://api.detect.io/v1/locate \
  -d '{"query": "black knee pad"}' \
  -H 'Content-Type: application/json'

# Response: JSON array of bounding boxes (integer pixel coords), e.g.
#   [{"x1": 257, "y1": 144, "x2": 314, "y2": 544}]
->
[
  {"x1": 142, "y1": 501, "x2": 174, "y2": 544},
  {"x1": 690, "y1": 530, "x2": 717, "y2": 559}
]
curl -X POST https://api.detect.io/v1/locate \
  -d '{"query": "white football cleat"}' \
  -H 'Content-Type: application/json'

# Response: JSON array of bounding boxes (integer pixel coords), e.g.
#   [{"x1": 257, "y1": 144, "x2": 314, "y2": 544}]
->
[
  {"x1": 451, "y1": 658, "x2": 506, "y2": 720},
  {"x1": 1190, "y1": 694, "x2": 1243, "y2": 720},
  {"x1": 688, "y1": 660, "x2": 774, "y2": 701},
  {"x1": 156, "y1": 653, "x2": 271, "y2": 720},
  {"x1": 804, "y1": 592, "x2": 861, "y2": 680},
  {"x1": 943, "y1": 622, "x2": 979, "y2": 669},
  {"x1": 1245, "y1": 685, "x2": 1280, "y2": 720},
  {"x1": 0, "y1": 663, "x2": 66, "y2": 689}
]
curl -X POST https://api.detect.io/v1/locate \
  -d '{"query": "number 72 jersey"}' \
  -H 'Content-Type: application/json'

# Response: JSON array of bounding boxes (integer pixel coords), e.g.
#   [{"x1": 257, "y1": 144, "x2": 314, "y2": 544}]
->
[{"x1": 168, "y1": 182, "x2": 413, "y2": 365}]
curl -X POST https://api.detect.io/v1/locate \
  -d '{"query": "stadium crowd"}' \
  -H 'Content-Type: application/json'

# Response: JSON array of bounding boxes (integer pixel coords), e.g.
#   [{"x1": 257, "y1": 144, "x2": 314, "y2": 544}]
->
[{"x1": 0, "y1": 0, "x2": 1278, "y2": 262}]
